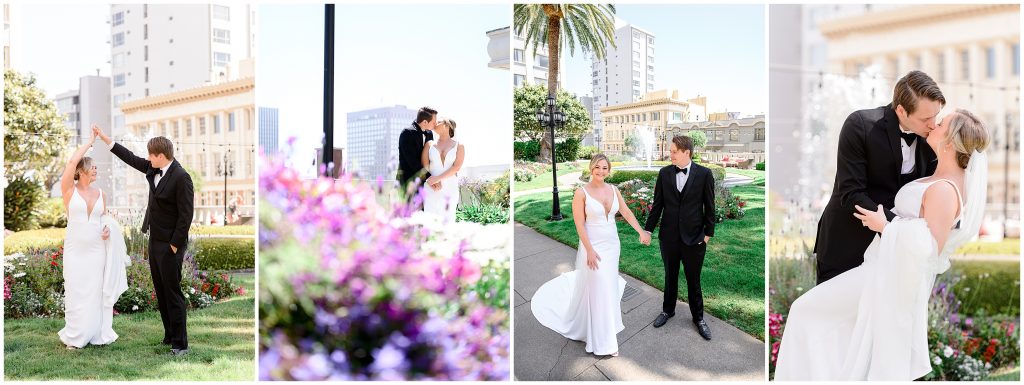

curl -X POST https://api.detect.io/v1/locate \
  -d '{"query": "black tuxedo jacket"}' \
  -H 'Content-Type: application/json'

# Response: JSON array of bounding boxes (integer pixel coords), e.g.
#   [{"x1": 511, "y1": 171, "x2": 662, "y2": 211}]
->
[
  {"x1": 814, "y1": 105, "x2": 937, "y2": 273},
  {"x1": 111, "y1": 143, "x2": 195, "y2": 250},
  {"x1": 396, "y1": 123, "x2": 434, "y2": 186},
  {"x1": 643, "y1": 162, "x2": 716, "y2": 247}
]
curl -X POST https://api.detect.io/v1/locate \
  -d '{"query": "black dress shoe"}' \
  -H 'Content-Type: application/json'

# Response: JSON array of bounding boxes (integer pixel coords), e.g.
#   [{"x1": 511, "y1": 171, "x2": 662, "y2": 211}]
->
[
  {"x1": 695, "y1": 319, "x2": 712, "y2": 340},
  {"x1": 653, "y1": 312, "x2": 674, "y2": 328}
]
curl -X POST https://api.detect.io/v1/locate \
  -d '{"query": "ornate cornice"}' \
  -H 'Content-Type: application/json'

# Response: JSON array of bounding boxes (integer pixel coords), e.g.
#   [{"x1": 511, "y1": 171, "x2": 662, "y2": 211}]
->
[
  {"x1": 820, "y1": 4, "x2": 1018, "y2": 39},
  {"x1": 120, "y1": 77, "x2": 255, "y2": 113}
]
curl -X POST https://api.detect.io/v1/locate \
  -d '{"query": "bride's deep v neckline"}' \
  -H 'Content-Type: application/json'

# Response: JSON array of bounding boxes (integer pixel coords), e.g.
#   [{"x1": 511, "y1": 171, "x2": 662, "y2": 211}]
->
[
  {"x1": 75, "y1": 187, "x2": 101, "y2": 219},
  {"x1": 583, "y1": 184, "x2": 615, "y2": 219},
  {"x1": 432, "y1": 140, "x2": 457, "y2": 165}
]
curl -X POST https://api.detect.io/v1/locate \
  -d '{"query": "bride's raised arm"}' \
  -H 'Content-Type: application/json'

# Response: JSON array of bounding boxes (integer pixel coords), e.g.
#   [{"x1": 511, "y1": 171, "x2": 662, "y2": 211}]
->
[
  {"x1": 921, "y1": 181, "x2": 961, "y2": 253},
  {"x1": 59, "y1": 130, "x2": 97, "y2": 206}
]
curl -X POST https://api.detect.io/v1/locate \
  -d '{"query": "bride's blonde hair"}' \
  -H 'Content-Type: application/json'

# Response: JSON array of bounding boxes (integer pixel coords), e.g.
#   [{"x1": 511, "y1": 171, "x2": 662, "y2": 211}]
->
[
  {"x1": 945, "y1": 109, "x2": 989, "y2": 169},
  {"x1": 74, "y1": 157, "x2": 94, "y2": 181}
]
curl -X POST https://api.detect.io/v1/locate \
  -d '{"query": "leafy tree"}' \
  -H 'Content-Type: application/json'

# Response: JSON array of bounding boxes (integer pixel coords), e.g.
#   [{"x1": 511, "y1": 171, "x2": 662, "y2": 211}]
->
[
  {"x1": 513, "y1": 84, "x2": 591, "y2": 149},
  {"x1": 685, "y1": 130, "x2": 708, "y2": 149},
  {"x1": 4, "y1": 69, "x2": 71, "y2": 187}
]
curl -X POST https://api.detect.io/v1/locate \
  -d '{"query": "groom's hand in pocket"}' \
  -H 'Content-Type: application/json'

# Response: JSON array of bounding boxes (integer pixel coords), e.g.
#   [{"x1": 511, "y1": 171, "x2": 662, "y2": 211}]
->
[{"x1": 704, "y1": 235, "x2": 710, "y2": 244}]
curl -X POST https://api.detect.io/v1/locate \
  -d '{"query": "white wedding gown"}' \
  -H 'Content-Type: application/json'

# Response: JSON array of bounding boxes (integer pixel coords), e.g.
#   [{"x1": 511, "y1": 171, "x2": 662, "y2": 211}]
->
[
  {"x1": 532, "y1": 184, "x2": 627, "y2": 356},
  {"x1": 59, "y1": 188, "x2": 119, "y2": 348},
  {"x1": 775, "y1": 178, "x2": 964, "y2": 380},
  {"x1": 423, "y1": 141, "x2": 460, "y2": 223}
]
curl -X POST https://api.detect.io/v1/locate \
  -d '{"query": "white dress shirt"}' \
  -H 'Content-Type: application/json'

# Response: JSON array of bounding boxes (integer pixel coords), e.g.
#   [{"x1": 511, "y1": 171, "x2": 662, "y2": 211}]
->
[
  {"x1": 675, "y1": 162, "x2": 691, "y2": 192},
  {"x1": 898, "y1": 125, "x2": 917, "y2": 174}
]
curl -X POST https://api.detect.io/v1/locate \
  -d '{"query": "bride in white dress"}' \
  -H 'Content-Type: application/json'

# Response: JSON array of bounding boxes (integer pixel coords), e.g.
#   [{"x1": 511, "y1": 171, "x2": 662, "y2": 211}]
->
[
  {"x1": 531, "y1": 155, "x2": 652, "y2": 356},
  {"x1": 422, "y1": 118, "x2": 464, "y2": 222},
  {"x1": 58, "y1": 129, "x2": 129, "y2": 349},
  {"x1": 774, "y1": 109, "x2": 989, "y2": 380}
]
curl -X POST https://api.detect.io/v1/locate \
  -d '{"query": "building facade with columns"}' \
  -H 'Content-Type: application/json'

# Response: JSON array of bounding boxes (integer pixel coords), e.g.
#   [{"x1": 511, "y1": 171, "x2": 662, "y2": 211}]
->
[
  {"x1": 669, "y1": 114, "x2": 766, "y2": 167},
  {"x1": 598, "y1": 89, "x2": 705, "y2": 156},
  {"x1": 819, "y1": 3, "x2": 1019, "y2": 234},
  {"x1": 119, "y1": 76, "x2": 255, "y2": 225}
]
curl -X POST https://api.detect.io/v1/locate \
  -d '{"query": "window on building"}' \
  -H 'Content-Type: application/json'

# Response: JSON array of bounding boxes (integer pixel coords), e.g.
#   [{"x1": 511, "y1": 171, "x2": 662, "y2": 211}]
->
[
  {"x1": 514, "y1": 49, "x2": 524, "y2": 63},
  {"x1": 632, "y1": 51, "x2": 640, "y2": 60},
  {"x1": 213, "y1": 115, "x2": 221, "y2": 134},
  {"x1": 214, "y1": 52, "x2": 230, "y2": 67},
  {"x1": 633, "y1": 80, "x2": 640, "y2": 87},
  {"x1": 648, "y1": 56, "x2": 654, "y2": 64},
  {"x1": 755, "y1": 127, "x2": 765, "y2": 141},
  {"x1": 144, "y1": 67, "x2": 149, "y2": 82},
  {"x1": 213, "y1": 5, "x2": 230, "y2": 21},
  {"x1": 648, "y1": 65, "x2": 654, "y2": 73},
  {"x1": 986, "y1": 46, "x2": 996, "y2": 79},
  {"x1": 632, "y1": 70, "x2": 640, "y2": 78},
  {"x1": 185, "y1": 119, "x2": 193, "y2": 136},
  {"x1": 632, "y1": 41, "x2": 640, "y2": 50},
  {"x1": 936, "y1": 52, "x2": 946, "y2": 81},
  {"x1": 229, "y1": 112, "x2": 236, "y2": 132},
  {"x1": 534, "y1": 77, "x2": 546, "y2": 85},
  {"x1": 961, "y1": 49, "x2": 970, "y2": 80},
  {"x1": 143, "y1": 24, "x2": 148, "y2": 40},
  {"x1": 648, "y1": 36, "x2": 654, "y2": 45},
  {"x1": 537, "y1": 54, "x2": 549, "y2": 68},
  {"x1": 652, "y1": 112, "x2": 660, "y2": 121},
  {"x1": 113, "y1": 73, "x2": 125, "y2": 87},
  {"x1": 144, "y1": 45, "x2": 148, "y2": 61},
  {"x1": 112, "y1": 53, "x2": 125, "y2": 68},
  {"x1": 199, "y1": 116, "x2": 207, "y2": 135},
  {"x1": 112, "y1": 32, "x2": 124, "y2": 47},
  {"x1": 112, "y1": 11, "x2": 124, "y2": 26},
  {"x1": 1015, "y1": 44, "x2": 1021, "y2": 76},
  {"x1": 213, "y1": 28, "x2": 231, "y2": 44},
  {"x1": 730, "y1": 129, "x2": 739, "y2": 141},
  {"x1": 514, "y1": 74, "x2": 525, "y2": 87}
]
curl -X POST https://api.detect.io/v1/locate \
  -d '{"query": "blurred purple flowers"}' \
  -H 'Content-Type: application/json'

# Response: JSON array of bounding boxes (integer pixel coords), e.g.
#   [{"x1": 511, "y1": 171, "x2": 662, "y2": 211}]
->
[{"x1": 258, "y1": 155, "x2": 510, "y2": 381}]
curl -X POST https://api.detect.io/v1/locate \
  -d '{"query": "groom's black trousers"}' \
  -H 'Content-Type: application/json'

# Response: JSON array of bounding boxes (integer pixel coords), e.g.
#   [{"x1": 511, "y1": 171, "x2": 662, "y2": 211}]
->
[
  {"x1": 660, "y1": 240, "x2": 706, "y2": 322},
  {"x1": 149, "y1": 239, "x2": 188, "y2": 350}
]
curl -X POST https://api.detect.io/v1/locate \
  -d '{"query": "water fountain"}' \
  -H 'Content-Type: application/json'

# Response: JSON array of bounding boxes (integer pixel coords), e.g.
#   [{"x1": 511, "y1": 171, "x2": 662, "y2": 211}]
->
[{"x1": 633, "y1": 124, "x2": 658, "y2": 169}]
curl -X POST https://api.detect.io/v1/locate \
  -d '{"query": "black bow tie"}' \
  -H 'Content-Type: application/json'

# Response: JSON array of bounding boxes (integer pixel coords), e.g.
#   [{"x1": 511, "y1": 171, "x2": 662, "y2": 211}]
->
[
  {"x1": 148, "y1": 168, "x2": 164, "y2": 177},
  {"x1": 675, "y1": 166, "x2": 688, "y2": 175},
  {"x1": 900, "y1": 132, "x2": 917, "y2": 146}
]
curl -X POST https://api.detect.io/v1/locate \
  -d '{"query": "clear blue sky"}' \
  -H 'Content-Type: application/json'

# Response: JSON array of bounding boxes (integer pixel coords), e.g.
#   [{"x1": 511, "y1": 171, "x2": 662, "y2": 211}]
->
[
  {"x1": 561, "y1": 4, "x2": 766, "y2": 115},
  {"x1": 259, "y1": 4, "x2": 511, "y2": 173},
  {"x1": 14, "y1": 4, "x2": 110, "y2": 98}
]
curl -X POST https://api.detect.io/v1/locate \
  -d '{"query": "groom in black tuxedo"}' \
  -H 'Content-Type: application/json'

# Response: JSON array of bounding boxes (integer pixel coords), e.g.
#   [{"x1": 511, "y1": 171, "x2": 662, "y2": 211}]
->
[
  {"x1": 397, "y1": 106, "x2": 437, "y2": 193},
  {"x1": 96, "y1": 127, "x2": 195, "y2": 355},
  {"x1": 643, "y1": 135, "x2": 716, "y2": 340},
  {"x1": 814, "y1": 70, "x2": 944, "y2": 284}
]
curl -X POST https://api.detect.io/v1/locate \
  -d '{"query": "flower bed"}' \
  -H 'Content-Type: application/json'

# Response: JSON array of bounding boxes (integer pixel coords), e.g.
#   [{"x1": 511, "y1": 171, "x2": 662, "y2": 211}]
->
[
  {"x1": 258, "y1": 155, "x2": 510, "y2": 381},
  {"x1": 769, "y1": 254, "x2": 1020, "y2": 380}
]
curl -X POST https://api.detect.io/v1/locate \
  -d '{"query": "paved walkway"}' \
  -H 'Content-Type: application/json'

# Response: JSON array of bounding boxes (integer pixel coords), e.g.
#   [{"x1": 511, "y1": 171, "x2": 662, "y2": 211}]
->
[{"x1": 514, "y1": 224, "x2": 765, "y2": 381}]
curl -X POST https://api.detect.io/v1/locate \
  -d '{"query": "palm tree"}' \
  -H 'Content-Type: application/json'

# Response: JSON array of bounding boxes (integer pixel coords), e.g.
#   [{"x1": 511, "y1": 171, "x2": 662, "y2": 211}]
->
[{"x1": 514, "y1": 4, "x2": 617, "y2": 162}]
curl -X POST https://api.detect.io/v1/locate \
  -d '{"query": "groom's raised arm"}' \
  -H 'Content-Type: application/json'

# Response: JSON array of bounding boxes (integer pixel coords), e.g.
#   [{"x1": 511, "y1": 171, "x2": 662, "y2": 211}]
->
[
  {"x1": 644, "y1": 168, "x2": 665, "y2": 233},
  {"x1": 109, "y1": 142, "x2": 152, "y2": 174},
  {"x1": 835, "y1": 113, "x2": 891, "y2": 220},
  {"x1": 171, "y1": 172, "x2": 194, "y2": 251}
]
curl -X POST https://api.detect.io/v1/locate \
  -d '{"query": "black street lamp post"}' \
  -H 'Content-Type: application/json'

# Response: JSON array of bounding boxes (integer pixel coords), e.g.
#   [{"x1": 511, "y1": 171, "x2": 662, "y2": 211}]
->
[
  {"x1": 216, "y1": 149, "x2": 235, "y2": 226},
  {"x1": 536, "y1": 96, "x2": 566, "y2": 221}
]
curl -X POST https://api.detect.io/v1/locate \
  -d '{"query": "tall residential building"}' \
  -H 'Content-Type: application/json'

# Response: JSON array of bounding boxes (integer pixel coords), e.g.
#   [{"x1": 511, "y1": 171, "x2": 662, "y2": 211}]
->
[
  {"x1": 54, "y1": 75, "x2": 113, "y2": 194},
  {"x1": 120, "y1": 75, "x2": 255, "y2": 223},
  {"x1": 109, "y1": 4, "x2": 255, "y2": 134},
  {"x1": 108, "y1": 4, "x2": 255, "y2": 207},
  {"x1": 345, "y1": 105, "x2": 417, "y2": 180},
  {"x1": 511, "y1": 27, "x2": 562, "y2": 88},
  {"x1": 577, "y1": 94, "x2": 596, "y2": 146},
  {"x1": 591, "y1": 18, "x2": 655, "y2": 149},
  {"x1": 259, "y1": 107, "x2": 279, "y2": 155}
]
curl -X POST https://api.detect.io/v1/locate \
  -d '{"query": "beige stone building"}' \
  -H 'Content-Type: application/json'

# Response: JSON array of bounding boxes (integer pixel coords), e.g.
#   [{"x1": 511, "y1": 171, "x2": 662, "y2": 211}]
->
[
  {"x1": 119, "y1": 75, "x2": 255, "y2": 225},
  {"x1": 598, "y1": 89, "x2": 706, "y2": 156},
  {"x1": 820, "y1": 3, "x2": 1019, "y2": 234},
  {"x1": 669, "y1": 114, "x2": 766, "y2": 167}
]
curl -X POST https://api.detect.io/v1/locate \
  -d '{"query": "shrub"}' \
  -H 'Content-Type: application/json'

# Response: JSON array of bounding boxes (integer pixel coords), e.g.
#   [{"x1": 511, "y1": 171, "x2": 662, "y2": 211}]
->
[
  {"x1": 4, "y1": 228, "x2": 66, "y2": 254},
  {"x1": 756, "y1": 161, "x2": 766, "y2": 171},
  {"x1": 192, "y1": 225, "x2": 256, "y2": 236},
  {"x1": 555, "y1": 137, "x2": 582, "y2": 163},
  {"x1": 578, "y1": 145, "x2": 599, "y2": 160},
  {"x1": 514, "y1": 140, "x2": 540, "y2": 161},
  {"x1": 705, "y1": 163, "x2": 727, "y2": 190},
  {"x1": 4, "y1": 177, "x2": 45, "y2": 232},
  {"x1": 606, "y1": 169, "x2": 660, "y2": 185},
  {"x1": 193, "y1": 238, "x2": 255, "y2": 270},
  {"x1": 715, "y1": 187, "x2": 747, "y2": 222},
  {"x1": 514, "y1": 167, "x2": 536, "y2": 182},
  {"x1": 37, "y1": 197, "x2": 67, "y2": 228},
  {"x1": 457, "y1": 204, "x2": 510, "y2": 225}
]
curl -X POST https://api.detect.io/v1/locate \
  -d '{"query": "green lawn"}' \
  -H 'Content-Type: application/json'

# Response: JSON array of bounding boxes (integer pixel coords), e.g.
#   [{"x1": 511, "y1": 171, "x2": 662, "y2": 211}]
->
[
  {"x1": 725, "y1": 168, "x2": 765, "y2": 186},
  {"x1": 513, "y1": 162, "x2": 584, "y2": 191},
  {"x1": 515, "y1": 184, "x2": 766, "y2": 340},
  {"x1": 4, "y1": 273, "x2": 255, "y2": 381}
]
